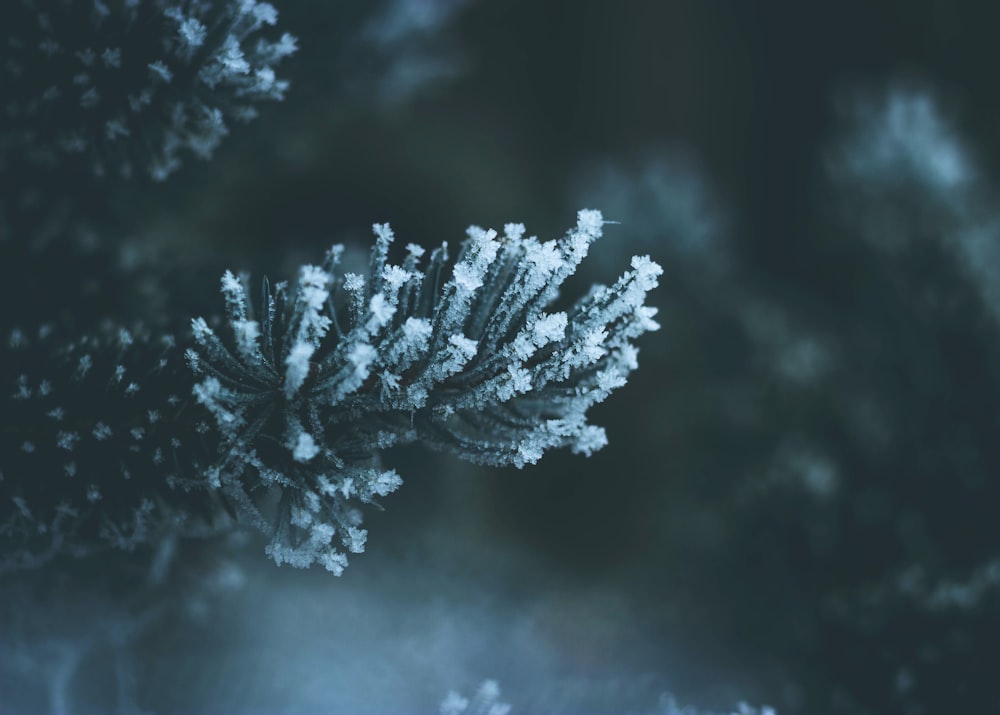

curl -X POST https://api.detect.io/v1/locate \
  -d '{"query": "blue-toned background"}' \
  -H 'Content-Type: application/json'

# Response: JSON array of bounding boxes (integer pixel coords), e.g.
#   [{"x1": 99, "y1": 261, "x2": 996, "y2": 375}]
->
[{"x1": 3, "y1": 1, "x2": 1000, "y2": 713}]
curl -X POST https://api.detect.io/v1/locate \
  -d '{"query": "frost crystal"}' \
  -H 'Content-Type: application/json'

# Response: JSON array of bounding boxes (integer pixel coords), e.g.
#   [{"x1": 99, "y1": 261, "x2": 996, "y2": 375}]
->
[
  {"x1": 441, "y1": 680, "x2": 511, "y2": 715},
  {"x1": 186, "y1": 211, "x2": 660, "y2": 572}
]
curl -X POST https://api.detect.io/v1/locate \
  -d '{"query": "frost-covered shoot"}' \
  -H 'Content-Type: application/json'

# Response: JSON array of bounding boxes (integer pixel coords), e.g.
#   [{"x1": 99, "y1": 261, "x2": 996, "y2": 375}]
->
[
  {"x1": 1, "y1": 0, "x2": 296, "y2": 180},
  {"x1": 187, "y1": 210, "x2": 661, "y2": 573}
]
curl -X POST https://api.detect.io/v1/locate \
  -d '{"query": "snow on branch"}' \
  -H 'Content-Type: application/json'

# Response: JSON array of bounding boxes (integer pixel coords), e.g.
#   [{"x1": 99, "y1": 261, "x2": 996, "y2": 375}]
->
[
  {"x1": 1, "y1": 0, "x2": 296, "y2": 180},
  {"x1": 187, "y1": 211, "x2": 661, "y2": 573}
]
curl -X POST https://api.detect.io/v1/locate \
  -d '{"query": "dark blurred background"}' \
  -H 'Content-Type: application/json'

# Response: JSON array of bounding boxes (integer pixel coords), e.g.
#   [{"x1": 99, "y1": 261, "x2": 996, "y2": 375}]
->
[{"x1": 5, "y1": 1, "x2": 1000, "y2": 713}]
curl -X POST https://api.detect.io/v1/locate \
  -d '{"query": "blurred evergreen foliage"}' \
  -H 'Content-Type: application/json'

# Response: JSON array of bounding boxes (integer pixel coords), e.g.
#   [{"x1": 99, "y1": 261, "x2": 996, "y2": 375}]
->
[{"x1": 3, "y1": 1, "x2": 1000, "y2": 713}]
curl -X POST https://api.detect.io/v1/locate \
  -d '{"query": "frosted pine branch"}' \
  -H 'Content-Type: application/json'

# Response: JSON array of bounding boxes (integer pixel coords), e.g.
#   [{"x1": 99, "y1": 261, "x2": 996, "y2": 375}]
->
[
  {"x1": 0, "y1": 0, "x2": 296, "y2": 181},
  {"x1": 1, "y1": 211, "x2": 659, "y2": 575},
  {"x1": 187, "y1": 210, "x2": 661, "y2": 572},
  {"x1": 0, "y1": 322, "x2": 227, "y2": 574}
]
